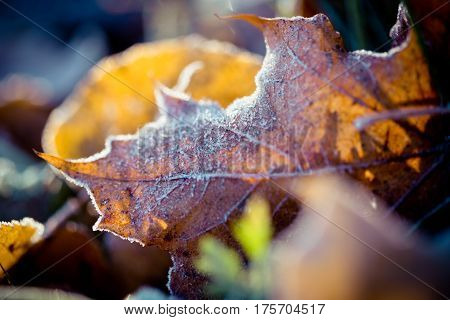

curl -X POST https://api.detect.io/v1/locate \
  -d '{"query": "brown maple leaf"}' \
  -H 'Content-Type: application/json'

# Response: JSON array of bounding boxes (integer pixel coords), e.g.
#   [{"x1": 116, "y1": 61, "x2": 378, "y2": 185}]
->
[{"x1": 38, "y1": 6, "x2": 447, "y2": 297}]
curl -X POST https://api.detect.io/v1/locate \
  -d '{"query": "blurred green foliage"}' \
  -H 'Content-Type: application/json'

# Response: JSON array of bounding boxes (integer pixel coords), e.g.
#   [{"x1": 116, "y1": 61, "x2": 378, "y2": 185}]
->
[
  {"x1": 232, "y1": 196, "x2": 273, "y2": 262},
  {"x1": 196, "y1": 196, "x2": 273, "y2": 299}
]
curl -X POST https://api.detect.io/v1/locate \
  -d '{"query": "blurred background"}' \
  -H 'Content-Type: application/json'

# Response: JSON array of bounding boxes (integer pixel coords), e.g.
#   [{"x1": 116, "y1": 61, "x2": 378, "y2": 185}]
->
[{"x1": 0, "y1": 0, "x2": 448, "y2": 299}]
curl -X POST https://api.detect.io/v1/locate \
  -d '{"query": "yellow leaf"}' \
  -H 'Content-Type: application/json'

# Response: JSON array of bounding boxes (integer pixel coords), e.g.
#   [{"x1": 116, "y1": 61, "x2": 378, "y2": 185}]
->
[
  {"x1": 43, "y1": 35, "x2": 262, "y2": 159},
  {"x1": 0, "y1": 218, "x2": 43, "y2": 277}
]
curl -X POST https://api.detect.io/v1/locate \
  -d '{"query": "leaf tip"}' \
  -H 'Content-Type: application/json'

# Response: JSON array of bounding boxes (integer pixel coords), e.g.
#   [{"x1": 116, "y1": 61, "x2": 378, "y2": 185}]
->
[
  {"x1": 33, "y1": 148, "x2": 43, "y2": 157},
  {"x1": 220, "y1": 13, "x2": 268, "y2": 31},
  {"x1": 35, "y1": 151, "x2": 68, "y2": 171}
]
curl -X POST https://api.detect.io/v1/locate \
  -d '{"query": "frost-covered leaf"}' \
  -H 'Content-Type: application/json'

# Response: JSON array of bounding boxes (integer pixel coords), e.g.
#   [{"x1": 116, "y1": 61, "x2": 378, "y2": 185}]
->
[
  {"x1": 38, "y1": 6, "x2": 444, "y2": 254},
  {"x1": 0, "y1": 218, "x2": 43, "y2": 278}
]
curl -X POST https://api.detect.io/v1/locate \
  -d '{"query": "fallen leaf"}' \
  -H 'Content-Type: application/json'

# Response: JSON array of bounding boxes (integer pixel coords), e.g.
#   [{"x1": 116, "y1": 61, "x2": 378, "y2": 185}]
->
[
  {"x1": 42, "y1": 35, "x2": 262, "y2": 159},
  {"x1": 38, "y1": 6, "x2": 447, "y2": 298},
  {"x1": 0, "y1": 218, "x2": 43, "y2": 278},
  {"x1": 39, "y1": 6, "x2": 444, "y2": 245}
]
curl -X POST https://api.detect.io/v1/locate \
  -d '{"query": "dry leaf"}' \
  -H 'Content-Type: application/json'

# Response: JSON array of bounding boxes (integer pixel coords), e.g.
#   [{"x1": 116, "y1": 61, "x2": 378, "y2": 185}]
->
[
  {"x1": 39, "y1": 6, "x2": 444, "y2": 251},
  {"x1": 38, "y1": 5, "x2": 448, "y2": 298},
  {"x1": 0, "y1": 218, "x2": 43, "y2": 278},
  {"x1": 42, "y1": 36, "x2": 262, "y2": 159}
]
